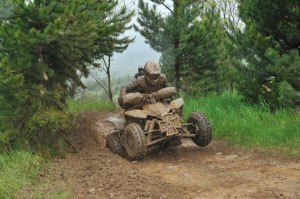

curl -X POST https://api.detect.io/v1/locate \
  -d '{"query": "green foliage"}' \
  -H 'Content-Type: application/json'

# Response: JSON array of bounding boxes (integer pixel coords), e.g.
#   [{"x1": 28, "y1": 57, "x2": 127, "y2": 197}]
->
[
  {"x1": 0, "y1": 151, "x2": 44, "y2": 198},
  {"x1": 179, "y1": 8, "x2": 228, "y2": 94},
  {"x1": 67, "y1": 99, "x2": 116, "y2": 113},
  {"x1": 239, "y1": 0, "x2": 299, "y2": 51},
  {"x1": 184, "y1": 91, "x2": 300, "y2": 155},
  {"x1": 235, "y1": 0, "x2": 300, "y2": 108},
  {"x1": 135, "y1": 0, "x2": 299, "y2": 108},
  {"x1": 0, "y1": 0, "x2": 133, "y2": 149},
  {"x1": 0, "y1": 83, "x2": 74, "y2": 150},
  {"x1": 136, "y1": 0, "x2": 228, "y2": 93},
  {"x1": 26, "y1": 107, "x2": 76, "y2": 149}
]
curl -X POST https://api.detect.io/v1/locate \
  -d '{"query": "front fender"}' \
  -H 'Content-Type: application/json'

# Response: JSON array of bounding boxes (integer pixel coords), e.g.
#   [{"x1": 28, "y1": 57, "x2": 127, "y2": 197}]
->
[
  {"x1": 124, "y1": 109, "x2": 149, "y2": 119},
  {"x1": 170, "y1": 98, "x2": 184, "y2": 109}
]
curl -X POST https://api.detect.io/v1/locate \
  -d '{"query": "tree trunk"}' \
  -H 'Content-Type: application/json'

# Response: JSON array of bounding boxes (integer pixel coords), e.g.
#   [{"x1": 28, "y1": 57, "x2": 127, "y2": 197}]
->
[
  {"x1": 174, "y1": 60, "x2": 180, "y2": 95},
  {"x1": 174, "y1": 37, "x2": 181, "y2": 95},
  {"x1": 69, "y1": 79, "x2": 77, "y2": 98},
  {"x1": 107, "y1": 56, "x2": 113, "y2": 102},
  {"x1": 227, "y1": 80, "x2": 234, "y2": 92}
]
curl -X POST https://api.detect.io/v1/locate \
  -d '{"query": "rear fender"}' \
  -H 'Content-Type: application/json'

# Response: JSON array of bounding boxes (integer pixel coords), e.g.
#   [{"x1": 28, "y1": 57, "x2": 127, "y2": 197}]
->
[{"x1": 106, "y1": 117, "x2": 126, "y2": 130}]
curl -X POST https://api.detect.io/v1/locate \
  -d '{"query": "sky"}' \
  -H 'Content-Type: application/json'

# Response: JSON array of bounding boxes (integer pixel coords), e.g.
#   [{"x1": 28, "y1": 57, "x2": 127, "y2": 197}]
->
[
  {"x1": 110, "y1": 0, "x2": 172, "y2": 77},
  {"x1": 110, "y1": 28, "x2": 160, "y2": 77}
]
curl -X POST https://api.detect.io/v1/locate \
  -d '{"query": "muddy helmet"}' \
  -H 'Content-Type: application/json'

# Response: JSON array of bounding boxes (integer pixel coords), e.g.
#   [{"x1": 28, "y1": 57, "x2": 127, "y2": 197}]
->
[
  {"x1": 138, "y1": 65, "x2": 144, "y2": 72},
  {"x1": 144, "y1": 61, "x2": 161, "y2": 85}
]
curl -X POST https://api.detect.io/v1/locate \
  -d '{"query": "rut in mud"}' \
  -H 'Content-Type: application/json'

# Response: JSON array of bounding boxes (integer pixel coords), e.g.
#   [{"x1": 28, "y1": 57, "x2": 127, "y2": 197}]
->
[{"x1": 24, "y1": 111, "x2": 300, "y2": 199}]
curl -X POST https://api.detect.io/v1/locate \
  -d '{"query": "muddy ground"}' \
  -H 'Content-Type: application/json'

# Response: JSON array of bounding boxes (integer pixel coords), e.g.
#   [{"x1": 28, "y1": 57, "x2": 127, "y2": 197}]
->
[{"x1": 24, "y1": 111, "x2": 300, "y2": 199}]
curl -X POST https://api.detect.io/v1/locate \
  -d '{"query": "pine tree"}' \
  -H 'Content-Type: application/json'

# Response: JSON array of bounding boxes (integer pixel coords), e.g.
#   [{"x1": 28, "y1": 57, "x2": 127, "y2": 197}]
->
[
  {"x1": 178, "y1": 5, "x2": 227, "y2": 94},
  {"x1": 0, "y1": 0, "x2": 133, "y2": 148},
  {"x1": 135, "y1": 0, "x2": 227, "y2": 94},
  {"x1": 236, "y1": 0, "x2": 300, "y2": 107}
]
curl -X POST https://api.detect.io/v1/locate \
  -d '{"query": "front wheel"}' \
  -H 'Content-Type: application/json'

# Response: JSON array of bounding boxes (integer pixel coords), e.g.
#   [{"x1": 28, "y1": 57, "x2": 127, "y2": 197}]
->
[
  {"x1": 124, "y1": 123, "x2": 147, "y2": 160},
  {"x1": 187, "y1": 111, "x2": 212, "y2": 147}
]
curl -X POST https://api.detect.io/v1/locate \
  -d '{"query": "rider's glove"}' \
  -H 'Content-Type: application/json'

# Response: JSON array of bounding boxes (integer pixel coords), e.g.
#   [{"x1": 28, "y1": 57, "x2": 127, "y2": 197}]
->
[
  {"x1": 142, "y1": 94, "x2": 150, "y2": 103},
  {"x1": 151, "y1": 92, "x2": 159, "y2": 101},
  {"x1": 143, "y1": 92, "x2": 159, "y2": 104}
]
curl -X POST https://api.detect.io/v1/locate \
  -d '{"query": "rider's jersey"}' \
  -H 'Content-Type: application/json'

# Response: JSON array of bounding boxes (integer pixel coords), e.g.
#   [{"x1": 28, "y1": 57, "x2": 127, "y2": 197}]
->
[{"x1": 118, "y1": 74, "x2": 168, "y2": 108}]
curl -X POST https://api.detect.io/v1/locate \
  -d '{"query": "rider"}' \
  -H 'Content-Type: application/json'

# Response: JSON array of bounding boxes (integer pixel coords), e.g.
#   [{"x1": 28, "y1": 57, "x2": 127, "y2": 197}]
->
[
  {"x1": 134, "y1": 65, "x2": 145, "y2": 78},
  {"x1": 118, "y1": 61, "x2": 168, "y2": 109}
]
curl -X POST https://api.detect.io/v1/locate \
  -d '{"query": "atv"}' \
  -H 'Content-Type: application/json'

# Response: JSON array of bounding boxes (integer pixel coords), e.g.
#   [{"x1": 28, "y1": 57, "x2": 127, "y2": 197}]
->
[{"x1": 106, "y1": 87, "x2": 212, "y2": 160}]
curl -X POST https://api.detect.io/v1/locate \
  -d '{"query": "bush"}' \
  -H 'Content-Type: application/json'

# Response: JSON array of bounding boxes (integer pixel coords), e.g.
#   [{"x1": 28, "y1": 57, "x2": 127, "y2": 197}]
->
[
  {"x1": 26, "y1": 108, "x2": 75, "y2": 151},
  {"x1": 0, "y1": 84, "x2": 74, "y2": 152},
  {"x1": 278, "y1": 81, "x2": 300, "y2": 108}
]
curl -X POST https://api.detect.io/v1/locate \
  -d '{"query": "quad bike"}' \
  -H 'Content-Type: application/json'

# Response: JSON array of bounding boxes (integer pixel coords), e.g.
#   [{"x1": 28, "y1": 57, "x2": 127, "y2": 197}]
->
[{"x1": 106, "y1": 87, "x2": 212, "y2": 160}]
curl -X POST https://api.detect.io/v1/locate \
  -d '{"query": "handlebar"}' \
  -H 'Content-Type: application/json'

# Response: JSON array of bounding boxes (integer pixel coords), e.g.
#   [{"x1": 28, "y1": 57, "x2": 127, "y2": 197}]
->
[{"x1": 122, "y1": 87, "x2": 177, "y2": 105}]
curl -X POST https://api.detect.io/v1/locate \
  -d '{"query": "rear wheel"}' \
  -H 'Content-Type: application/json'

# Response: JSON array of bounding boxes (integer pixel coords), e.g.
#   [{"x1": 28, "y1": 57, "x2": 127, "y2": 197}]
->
[
  {"x1": 106, "y1": 131, "x2": 126, "y2": 157},
  {"x1": 124, "y1": 123, "x2": 147, "y2": 160},
  {"x1": 187, "y1": 111, "x2": 212, "y2": 147}
]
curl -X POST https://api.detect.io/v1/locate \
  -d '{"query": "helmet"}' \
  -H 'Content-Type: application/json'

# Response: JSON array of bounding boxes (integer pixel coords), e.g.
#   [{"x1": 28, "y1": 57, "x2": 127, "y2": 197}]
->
[
  {"x1": 144, "y1": 61, "x2": 161, "y2": 85},
  {"x1": 138, "y1": 65, "x2": 144, "y2": 72}
]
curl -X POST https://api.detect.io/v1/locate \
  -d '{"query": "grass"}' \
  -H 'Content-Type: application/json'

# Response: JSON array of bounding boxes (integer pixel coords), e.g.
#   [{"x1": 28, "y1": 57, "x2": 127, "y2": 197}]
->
[
  {"x1": 0, "y1": 151, "x2": 44, "y2": 198},
  {"x1": 31, "y1": 190, "x2": 73, "y2": 199},
  {"x1": 67, "y1": 98, "x2": 116, "y2": 113},
  {"x1": 1, "y1": 94, "x2": 297, "y2": 198},
  {"x1": 0, "y1": 99, "x2": 115, "y2": 198},
  {"x1": 183, "y1": 91, "x2": 300, "y2": 155}
]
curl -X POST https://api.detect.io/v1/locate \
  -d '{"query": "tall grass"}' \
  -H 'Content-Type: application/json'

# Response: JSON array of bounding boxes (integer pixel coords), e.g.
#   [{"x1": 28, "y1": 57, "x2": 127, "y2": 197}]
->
[
  {"x1": 67, "y1": 99, "x2": 116, "y2": 113},
  {"x1": 184, "y1": 91, "x2": 300, "y2": 155},
  {"x1": 0, "y1": 151, "x2": 44, "y2": 198}
]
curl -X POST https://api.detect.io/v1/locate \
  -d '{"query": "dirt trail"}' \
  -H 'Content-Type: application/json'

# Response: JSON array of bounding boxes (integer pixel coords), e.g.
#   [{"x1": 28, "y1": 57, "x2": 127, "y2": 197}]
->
[{"x1": 26, "y1": 111, "x2": 300, "y2": 199}]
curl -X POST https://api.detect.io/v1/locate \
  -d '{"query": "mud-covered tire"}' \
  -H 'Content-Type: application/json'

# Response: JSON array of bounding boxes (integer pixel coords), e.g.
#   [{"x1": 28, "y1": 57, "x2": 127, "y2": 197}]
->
[
  {"x1": 124, "y1": 123, "x2": 147, "y2": 160},
  {"x1": 187, "y1": 111, "x2": 212, "y2": 147},
  {"x1": 176, "y1": 106, "x2": 183, "y2": 117},
  {"x1": 106, "y1": 131, "x2": 126, "y2": 157}
]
